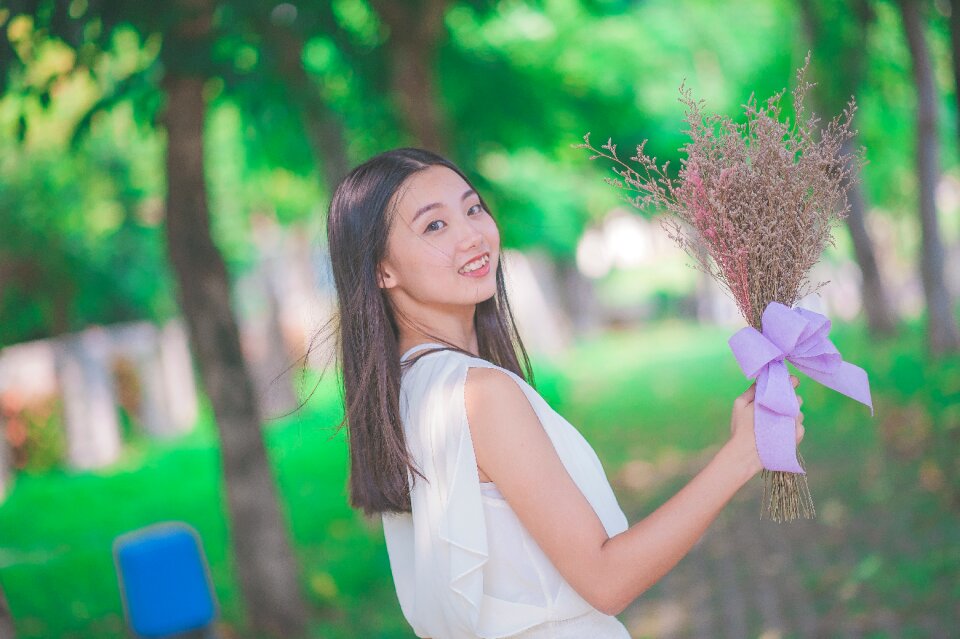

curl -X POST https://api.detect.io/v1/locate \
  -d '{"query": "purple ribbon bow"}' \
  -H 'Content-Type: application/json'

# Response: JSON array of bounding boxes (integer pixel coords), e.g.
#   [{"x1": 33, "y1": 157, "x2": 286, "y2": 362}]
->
[{"x1": 728, "y1": 302, "x2": 873, "y2": 473}]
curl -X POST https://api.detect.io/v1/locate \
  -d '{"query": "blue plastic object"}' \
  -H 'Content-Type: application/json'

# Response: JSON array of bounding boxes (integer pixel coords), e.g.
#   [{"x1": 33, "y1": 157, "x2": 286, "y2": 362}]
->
[{"x1": 113, "y1": 522, "x2": 217, "y2": 638}]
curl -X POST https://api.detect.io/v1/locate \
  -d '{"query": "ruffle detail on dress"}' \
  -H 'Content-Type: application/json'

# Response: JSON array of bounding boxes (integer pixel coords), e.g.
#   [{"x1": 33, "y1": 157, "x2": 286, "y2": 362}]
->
[
  {"x1": 437, "y1": 361, "x2": 561, "y2": 638},
  {"x1": 436, "y1": 363, "x2": 489, "y2": 630}
]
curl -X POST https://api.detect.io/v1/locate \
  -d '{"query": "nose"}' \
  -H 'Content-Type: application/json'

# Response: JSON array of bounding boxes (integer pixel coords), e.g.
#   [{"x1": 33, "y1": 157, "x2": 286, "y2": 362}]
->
[{"x1": 458, "y1": 222, "x2": 484, "y2": 252}]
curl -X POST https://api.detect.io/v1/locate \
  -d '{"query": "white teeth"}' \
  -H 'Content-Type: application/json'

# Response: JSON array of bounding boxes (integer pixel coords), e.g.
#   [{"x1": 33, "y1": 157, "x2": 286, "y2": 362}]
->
[{"x1": 459, "y1": 254, "x2": 489, "y2": 274}]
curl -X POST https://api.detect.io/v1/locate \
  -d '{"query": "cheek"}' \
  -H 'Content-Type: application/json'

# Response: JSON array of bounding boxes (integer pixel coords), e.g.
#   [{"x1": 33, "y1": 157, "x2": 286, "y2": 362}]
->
[
  {"x1": 410, "y1": 246, "x2": 456, "y2": 280},
  {"x1": 483, "y1": 216, "x2": 501, "y2": 246}
]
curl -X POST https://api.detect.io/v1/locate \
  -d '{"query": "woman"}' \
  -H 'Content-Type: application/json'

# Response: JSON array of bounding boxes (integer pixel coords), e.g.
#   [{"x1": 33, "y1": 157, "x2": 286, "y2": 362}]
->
[{"x1": 324, "y1": 148, "x2": 804, "y2": 638}]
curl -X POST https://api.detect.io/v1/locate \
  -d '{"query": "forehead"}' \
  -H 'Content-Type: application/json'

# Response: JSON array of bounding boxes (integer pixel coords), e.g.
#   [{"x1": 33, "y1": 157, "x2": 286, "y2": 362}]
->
[{"x1": 393, "y1": 165, "x2": 471, "y2": 220}]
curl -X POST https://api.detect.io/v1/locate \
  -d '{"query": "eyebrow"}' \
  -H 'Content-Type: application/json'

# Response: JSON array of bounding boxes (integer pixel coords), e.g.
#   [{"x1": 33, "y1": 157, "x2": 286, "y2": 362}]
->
[{"x1": 411, "y1": 189, "x2": 477, "y2": 224}]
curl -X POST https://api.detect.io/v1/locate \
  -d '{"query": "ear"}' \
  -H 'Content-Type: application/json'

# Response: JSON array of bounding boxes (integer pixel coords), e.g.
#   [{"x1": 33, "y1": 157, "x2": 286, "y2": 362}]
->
[{"x1": 377, "y1": 261, "x2": 397, "y2": 289}]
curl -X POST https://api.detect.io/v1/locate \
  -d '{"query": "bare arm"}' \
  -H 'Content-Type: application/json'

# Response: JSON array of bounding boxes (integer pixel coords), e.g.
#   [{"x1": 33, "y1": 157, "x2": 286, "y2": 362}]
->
[
  {"x1": 595, "y1": 425, "x2": 759, "y2": 614},
  {"x1": 464, "y1": 367, "x2": 803, "y2": 616}
]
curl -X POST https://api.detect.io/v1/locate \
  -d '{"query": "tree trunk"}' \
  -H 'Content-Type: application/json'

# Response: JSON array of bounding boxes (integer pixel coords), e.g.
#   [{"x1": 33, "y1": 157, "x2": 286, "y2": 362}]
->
[
  {"x1": 554, "y1": 256, "x2": 601, "y2": 337},
  {"x1": 370, "y1": 0, "x2": 449, "y2": 152},
  {"x1": 0, "y1": 407, "x2": 10, "y2": 502},
  {"x1": 842, "y1": 138, "x2": 898, "y2": 335},
  {"x1": 898, "y1": 0, "x2": 960, "y2": 355},
  {"x1": 951, "y1": 0, "x2": 960, "y2": 152},
  {"x1": 262, "y1": 22, "x2": 350, "y2": 188},
  {"x1": 0, "y1": 580, "x2": 14, "y2": 639},
  {"x1": 161, "y1": 4, "x2": 309, "y2": 637},
  {"x1": 796, "y1": 0, "x2": 897, "y2": 336}
]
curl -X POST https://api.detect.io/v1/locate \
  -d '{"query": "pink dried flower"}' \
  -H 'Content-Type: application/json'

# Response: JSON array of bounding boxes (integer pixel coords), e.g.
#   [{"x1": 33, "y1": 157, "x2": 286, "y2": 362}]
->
[{"x1": 575, "y1": 53, "x2": 863, "y2": 330}]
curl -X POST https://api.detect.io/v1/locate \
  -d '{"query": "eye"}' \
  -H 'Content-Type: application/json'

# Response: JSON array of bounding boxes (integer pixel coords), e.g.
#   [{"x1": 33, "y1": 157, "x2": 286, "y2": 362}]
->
[
  {"x1": 425, "y1": 219, "x2": 446, "y2": 233},
  {"x1": 467, "y1": 203, "x2": 485, "y2": 216}
]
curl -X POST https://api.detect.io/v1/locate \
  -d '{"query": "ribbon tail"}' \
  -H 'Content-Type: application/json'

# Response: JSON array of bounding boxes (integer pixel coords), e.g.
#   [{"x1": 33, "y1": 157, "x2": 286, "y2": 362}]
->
[
  {"x1": 792, "y1": 360, "x2": 874, "y2": 416},
  {"x1": 757, "y1": 360, "x2": 800, "y2": 416},
  {"x1": 754, "y1": 401, "x2": 805, "y2": 474}
]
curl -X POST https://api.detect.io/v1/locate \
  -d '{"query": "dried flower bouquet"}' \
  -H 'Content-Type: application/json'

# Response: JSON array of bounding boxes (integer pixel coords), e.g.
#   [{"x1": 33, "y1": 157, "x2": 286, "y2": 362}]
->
[{"x1": 577, "y1": 55, "x2": 873, "y2": 521}]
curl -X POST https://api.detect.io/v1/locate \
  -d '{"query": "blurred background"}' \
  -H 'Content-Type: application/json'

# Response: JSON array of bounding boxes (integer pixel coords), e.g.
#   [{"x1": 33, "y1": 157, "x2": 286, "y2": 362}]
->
[{"x1": 0, "y1": 0, "x2": 958, "y2": 637}]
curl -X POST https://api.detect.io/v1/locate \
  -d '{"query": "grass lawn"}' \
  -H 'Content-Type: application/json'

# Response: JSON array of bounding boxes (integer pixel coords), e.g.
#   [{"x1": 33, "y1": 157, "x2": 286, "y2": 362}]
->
[{"x1": 1, "y1": 315, "x2": 956, "y2": 638}]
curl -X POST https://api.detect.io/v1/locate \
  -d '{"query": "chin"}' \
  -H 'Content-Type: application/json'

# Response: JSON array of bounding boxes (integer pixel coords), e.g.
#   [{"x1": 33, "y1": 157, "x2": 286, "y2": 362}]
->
[
  {"x1": 451, "y1": 286, "x2": 496, "y2": 308},
  {"x1": 475, "y1": 288, "x2": 498, "y2": 304}
]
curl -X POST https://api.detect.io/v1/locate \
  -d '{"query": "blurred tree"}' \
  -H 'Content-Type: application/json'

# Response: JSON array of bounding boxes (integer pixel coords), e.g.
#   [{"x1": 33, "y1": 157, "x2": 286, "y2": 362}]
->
[
  {"x1": 950, "y1": 0, "x2": 960, "y2": 158},
  {"x1": 0, "y1": 2, "x2": 311, "y2": 635},
  {"x1": 0, "y1": 580, "x2": 12, "y2": 639},
  {"x1": 797, "y1": 0, "x2": 899, "y2": 336},
  {"x1": 160, "y1": 1, "x2": 309, "y2": 636},
  {"x1": 896, "y1": 0, "x2": 960, "y2": 355},
  {"x1": 369, "y1": 0, "x2": 450, "y2": 153},
  {"x1": 0, "y1": 33, "x2": 174, "y2": 347},
  {"x1": 236, "y1": 1, "x2": 351, "y2": 189}
]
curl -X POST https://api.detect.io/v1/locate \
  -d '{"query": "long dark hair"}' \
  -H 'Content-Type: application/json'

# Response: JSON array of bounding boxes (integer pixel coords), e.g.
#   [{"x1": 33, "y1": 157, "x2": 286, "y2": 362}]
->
[{"x1": 324, "y1": 148, "x2": 535, "y2": 516}]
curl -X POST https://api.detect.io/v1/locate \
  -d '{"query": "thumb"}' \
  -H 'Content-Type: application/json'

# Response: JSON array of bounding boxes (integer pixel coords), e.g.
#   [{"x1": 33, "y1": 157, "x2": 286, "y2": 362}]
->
[{"x1": 739, "y1": 382, "x2": 757, "y2": 405}]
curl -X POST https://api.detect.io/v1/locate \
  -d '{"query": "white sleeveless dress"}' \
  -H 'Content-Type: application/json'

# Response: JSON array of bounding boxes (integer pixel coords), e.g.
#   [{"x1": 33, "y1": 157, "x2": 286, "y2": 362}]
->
[{"x1": 381, "y1": 343, "x2": 633, "y2": 639}]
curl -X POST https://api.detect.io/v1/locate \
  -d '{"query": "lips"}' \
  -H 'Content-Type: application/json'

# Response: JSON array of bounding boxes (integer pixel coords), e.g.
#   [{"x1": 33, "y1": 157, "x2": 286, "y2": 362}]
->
[{"x1": 458, "y1": 252, "x2": 490, "y2": 273}]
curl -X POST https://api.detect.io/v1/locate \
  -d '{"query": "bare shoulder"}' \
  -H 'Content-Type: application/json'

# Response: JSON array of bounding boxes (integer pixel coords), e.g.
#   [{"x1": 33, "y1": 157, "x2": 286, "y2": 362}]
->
[
  {"x1": 463, "y1": 365, "x2": 528, "y2": 416},
  {"x1": 462, "y1": 364, "x2": 554, "y2": 487},
  {"x1": 462, "y1": 365, "x2": 611, "y2": 611}
]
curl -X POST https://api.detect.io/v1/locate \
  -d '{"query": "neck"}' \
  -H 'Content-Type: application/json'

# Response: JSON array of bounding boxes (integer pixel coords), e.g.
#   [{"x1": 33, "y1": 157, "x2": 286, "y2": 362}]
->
[{"x1": 394, "y1": 302, "x2": 479, "y2": 357}]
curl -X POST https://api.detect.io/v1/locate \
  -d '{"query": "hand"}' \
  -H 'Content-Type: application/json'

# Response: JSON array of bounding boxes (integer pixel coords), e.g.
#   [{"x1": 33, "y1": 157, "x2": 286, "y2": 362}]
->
[
  {"x1": 727, "y1": 375, "x2": 804, "y2": 477},
  {"x1": 795, "y1": 381, "x2": 805, "y2": 446}
]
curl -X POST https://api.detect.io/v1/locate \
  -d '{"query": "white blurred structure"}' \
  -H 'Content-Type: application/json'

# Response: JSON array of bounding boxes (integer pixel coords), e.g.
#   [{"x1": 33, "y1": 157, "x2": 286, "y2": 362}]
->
[
  {"x1": 55, "y1": 327, "x2": 123, "y2": 469},
  {"x1": 159, "y1": 321, "x2": 200, "y2": 435},
  {"x1": 236, "y1": 215, "x2": 301, "y2": 419},
  {"x1": 110, "y1": 321, "x2": 197, "y2": 438},
  {"x1": 576, "y1": 208, "x2": 658, "y2": 279},
  {"x1": 574, "y1": 207, "x2": 900, "y2": 328},
  {"x1": 235, "y1": 217, "x2": 337, "y2": 418},
  {"x1": 0, "y1": 317, "x2": 198, "y2": 478},
  {"x1": 501, "y1": 248, "x2": 572, "y2": 357}
]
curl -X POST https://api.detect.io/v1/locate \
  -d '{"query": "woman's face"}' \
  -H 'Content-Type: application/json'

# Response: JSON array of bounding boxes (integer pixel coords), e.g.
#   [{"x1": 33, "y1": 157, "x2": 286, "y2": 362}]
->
[{"x1": 377, "y1": 165, "x2": 500, "y2": 309}]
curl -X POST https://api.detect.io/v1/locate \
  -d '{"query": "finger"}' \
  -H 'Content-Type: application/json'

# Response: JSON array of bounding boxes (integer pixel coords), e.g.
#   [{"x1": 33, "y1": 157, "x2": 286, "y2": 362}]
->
[
  {"x1": 790, "y1": 375, "x2": 800, "y2": 388},
  {"x1": 741, "y1": 383, "x2": 757, "y2": 404},
  {"x1": 796, "y1": 423, "x2": 805, "y2": 444},
  {"x1": 797, "y1": 395, "x2": 803, "y2": 407}
]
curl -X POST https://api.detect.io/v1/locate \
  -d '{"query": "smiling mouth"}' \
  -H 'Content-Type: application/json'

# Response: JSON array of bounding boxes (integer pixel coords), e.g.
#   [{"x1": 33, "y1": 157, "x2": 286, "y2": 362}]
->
[{"x1": 458, "y1": 253, "x2": 490, "y2": 274}]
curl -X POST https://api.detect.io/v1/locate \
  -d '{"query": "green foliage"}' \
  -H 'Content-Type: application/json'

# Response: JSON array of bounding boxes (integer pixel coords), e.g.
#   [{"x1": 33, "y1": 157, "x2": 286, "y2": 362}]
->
[
  {"x1": 0, "y1": 128, "x2": 175, "y2": 346},
  {"x1": 841, "y1": 0, "x2": 957, "y2": 209},
  {"x1": 2, "y1": 0, "x2": 958, "y2": 343},
  {"x1": 442, "y1": 0, "x2": 807, "y2": 257}
]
